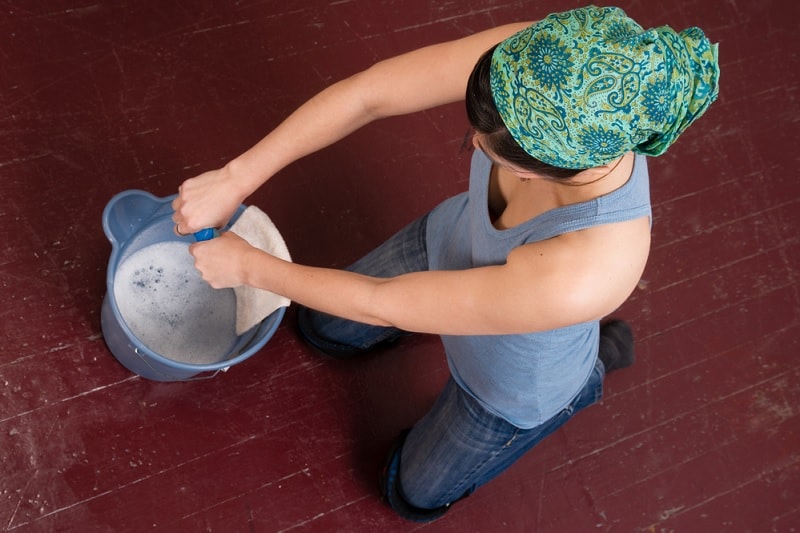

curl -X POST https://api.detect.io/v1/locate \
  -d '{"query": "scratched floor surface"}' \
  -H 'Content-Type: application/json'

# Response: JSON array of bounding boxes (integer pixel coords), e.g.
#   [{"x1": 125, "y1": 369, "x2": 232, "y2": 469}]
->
[{"x1": 1, "y1": 1, "x2": 798, "y2": 531}]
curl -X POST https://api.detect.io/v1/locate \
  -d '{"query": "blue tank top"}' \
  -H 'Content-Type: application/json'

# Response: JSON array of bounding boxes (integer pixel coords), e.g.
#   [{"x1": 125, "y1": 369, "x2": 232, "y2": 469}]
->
[{"x1": 426, "y1": 150, "x2": 651, "y2": 428}]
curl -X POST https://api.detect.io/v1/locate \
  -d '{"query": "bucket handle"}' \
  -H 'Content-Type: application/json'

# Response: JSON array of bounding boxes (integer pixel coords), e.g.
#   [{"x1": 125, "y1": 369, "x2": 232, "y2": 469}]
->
[
  {"x1": 134, "y1": 348, "x2": 230, "y2": 382},
  {"x1": 103, "y1": 190, "x2": 171, "y2": 247}
]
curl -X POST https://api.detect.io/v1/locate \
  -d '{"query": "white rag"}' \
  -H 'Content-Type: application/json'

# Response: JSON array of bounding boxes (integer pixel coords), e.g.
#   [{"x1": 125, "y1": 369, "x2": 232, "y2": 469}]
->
[{"x1": 229, "y1": 206, "x2": 292, "y2": 335}]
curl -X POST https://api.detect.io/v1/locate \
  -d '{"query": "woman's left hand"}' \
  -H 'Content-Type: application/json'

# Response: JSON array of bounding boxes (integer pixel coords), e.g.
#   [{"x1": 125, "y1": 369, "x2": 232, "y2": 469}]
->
[{"x1": 189, "y1": 232, "x2": 255, "y2": 289}]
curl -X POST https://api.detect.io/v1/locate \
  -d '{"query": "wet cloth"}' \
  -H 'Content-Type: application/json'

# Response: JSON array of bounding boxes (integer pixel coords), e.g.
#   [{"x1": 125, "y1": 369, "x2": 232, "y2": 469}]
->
[
  {"x1": 425, "y1": 149, "x2": 651, "y2": 428},
  {"x1": 229, "y1": 206, "x2": 292, "y2": 334},
  {"x1": 491, "y1": 5, "x2": 720, "y2": 168}
]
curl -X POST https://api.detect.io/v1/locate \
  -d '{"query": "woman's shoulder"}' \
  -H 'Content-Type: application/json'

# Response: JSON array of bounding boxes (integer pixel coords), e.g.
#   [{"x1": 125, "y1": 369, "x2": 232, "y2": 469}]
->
[{"x1": 509, "y1": 215, "x2": 651, "y2": 322}]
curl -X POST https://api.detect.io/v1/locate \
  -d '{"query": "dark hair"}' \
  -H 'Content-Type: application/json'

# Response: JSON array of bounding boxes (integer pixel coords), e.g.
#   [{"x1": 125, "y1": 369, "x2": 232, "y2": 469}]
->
[{"x1": 465, "y1": 46, "x2": 582, "y2": 180}]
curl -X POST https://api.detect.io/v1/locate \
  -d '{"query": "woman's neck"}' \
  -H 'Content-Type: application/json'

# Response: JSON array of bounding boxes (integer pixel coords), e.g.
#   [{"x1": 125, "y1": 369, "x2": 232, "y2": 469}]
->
[{"x1": 489, "y1": 152, "x2": 635, "y2": 229}]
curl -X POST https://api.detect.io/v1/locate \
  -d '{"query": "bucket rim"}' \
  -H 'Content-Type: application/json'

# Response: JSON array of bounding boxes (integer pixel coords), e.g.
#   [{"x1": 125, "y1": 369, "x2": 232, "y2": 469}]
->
[{"x1": 101, "y1": 190, "x2": 271, "y2": 373}]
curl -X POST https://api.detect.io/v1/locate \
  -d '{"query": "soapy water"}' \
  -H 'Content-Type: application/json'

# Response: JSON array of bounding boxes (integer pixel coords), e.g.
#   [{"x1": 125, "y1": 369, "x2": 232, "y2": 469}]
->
[{"x1": 113, "y1": 241, "x2": 237, "y2": 364}]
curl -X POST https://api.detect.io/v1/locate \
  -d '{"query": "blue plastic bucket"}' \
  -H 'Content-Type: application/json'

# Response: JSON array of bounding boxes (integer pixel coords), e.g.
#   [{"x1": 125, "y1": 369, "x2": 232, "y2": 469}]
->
[{"x1": 100, "y1": 189, "x2": 284, "y2": 381}]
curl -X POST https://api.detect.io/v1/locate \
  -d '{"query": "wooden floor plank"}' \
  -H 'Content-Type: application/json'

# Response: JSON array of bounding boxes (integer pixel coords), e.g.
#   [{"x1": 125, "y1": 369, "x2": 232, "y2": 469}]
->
[{"x1": 1, "y1": 0, "x2": 798, "y2": 531}]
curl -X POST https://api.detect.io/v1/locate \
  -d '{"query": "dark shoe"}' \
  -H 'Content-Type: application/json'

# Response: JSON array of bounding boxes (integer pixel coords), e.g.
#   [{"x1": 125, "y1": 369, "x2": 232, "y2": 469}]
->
[
  {"x1": 599, "y1": 320, "x2": 635, "y2": 373},
  {"x1": 379, "y1": 430, "x2": 450, "y2": 522}
]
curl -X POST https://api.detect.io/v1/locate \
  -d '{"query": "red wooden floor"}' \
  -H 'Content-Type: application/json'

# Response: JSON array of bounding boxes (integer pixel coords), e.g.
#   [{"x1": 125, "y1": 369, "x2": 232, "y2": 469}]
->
[{"x1": 2, "y1": 1, "x2": 798, "y2": 531}]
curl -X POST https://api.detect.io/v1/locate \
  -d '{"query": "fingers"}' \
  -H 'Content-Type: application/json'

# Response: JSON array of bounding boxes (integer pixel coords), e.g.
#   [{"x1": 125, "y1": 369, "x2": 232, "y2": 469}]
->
[
  {"x1": 172, "y1": 200, "x2": 190, "y2": 236},
  {"x1": 172, "y1": 185, "x2": 192, "y2": 236},
  {"x1": 172, "y1": 173, "x2": 235, "y2": 236},
  {"x1": 174, "y1": 223, "x2": 190, "y2": 237}
]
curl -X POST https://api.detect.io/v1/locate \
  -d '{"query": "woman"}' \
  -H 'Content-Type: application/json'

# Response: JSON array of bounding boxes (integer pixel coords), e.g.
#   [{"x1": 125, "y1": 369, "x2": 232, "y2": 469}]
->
[{"x1": 172, "y1": 6, "x2": 719, "y2": 521}]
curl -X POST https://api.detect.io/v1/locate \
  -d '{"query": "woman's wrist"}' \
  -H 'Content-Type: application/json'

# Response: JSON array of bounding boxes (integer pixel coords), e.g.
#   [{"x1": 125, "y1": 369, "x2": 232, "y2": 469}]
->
[
  {"x1": 239, "y1": 245, "x2": 260, "y2": 289},
  {"x1": 240, "y1": 246, "x2": 279, "y2": 292},
  {"x1": 223, "y1": 156, "x2": 264, "y2": 203}
]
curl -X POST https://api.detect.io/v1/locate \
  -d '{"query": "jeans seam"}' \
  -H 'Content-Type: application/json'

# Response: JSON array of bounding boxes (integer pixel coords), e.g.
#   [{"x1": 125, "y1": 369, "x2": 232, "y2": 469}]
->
[
  {"x1": 503, "y1": 430, "x2": 520, "y2": 448},
  {"x1": 415, "y1": 212, "x2": 429, "y2": 272}
]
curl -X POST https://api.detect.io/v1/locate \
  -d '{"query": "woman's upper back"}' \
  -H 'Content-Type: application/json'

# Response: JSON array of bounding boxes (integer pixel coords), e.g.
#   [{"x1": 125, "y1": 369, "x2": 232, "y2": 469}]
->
[
  {"x1": 428, "y1": 149, "x2": 651, "y2": 427},
  {"x1": 426, "y1": 149, "x2": 651, "y2": 333}
]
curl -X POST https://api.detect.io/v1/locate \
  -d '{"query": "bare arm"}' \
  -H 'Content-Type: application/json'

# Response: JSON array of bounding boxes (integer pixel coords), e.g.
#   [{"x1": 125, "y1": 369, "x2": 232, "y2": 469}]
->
[
  {"x1": 172, "y1": 22, "x2": 532, "y2": 233},
  {"x1": 191, "y1": 219, "x2": 650, "y2": 336},
  {"x1": 229, "y1": 21, "x2": 532, "y2": 192},
  {"x1": 180, "y1": 19, "x2": 652, "y2": 337}
]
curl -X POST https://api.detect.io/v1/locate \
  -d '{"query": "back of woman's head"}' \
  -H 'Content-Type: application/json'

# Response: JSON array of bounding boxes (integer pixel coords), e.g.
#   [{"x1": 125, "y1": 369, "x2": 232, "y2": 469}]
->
[
  {"x1": 469, "y1": 6, "x2": 719, "y2": 172},
  {"x1": 466, "y1": 47, "x2": 581, "y2": 180}
]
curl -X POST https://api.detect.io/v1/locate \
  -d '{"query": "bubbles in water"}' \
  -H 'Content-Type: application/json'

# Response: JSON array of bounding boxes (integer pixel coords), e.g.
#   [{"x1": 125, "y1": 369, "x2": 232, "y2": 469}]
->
[{"x1": 113, "y1": 241, "x2": 236, "y2": 364}]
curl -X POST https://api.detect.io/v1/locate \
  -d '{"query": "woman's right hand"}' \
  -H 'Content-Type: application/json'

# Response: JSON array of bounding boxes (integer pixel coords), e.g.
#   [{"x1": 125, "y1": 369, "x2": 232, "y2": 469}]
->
[{"x1": 172, "y1": 165, "x2": 246, "y2": 236}]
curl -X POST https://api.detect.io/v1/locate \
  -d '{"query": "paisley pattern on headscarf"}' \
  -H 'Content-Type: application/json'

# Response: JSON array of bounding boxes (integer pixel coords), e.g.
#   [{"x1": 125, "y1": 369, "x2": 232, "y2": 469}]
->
[{"x1": 490, "y1": 6, "x2": 720, "y2": 169}]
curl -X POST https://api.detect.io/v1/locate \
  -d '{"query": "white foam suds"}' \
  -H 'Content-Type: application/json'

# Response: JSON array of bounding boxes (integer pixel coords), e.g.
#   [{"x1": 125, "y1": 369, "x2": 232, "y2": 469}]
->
[{"x1": 113, "y1": 241, "x2": 237, "y2": 364}]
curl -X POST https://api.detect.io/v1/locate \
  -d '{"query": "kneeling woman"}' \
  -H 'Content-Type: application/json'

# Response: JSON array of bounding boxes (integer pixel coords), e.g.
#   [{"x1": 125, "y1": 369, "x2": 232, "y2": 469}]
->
[{"x1": 173, "y1": 6, "x2": 719, "y2": 522}]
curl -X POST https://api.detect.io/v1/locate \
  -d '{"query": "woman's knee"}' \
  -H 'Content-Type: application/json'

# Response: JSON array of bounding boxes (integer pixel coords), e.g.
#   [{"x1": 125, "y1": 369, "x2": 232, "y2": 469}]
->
[
  {"x1": 295, "y1": 304, "x2": 408, "y2": 358},
  {"x1": 380, "y1": 430, "x2": 452, "y2": 522},
  {"x1": 296, "y1": 305, "x2": 360, "y2": 358}
]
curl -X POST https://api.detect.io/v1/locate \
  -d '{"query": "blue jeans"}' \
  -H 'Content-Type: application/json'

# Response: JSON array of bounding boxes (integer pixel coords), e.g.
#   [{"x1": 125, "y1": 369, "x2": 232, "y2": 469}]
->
[
  {"x1": 296, "y1": 214, "x2": 605, "y2": 514},
  {"x1": 296, "y1": 214, "x2": 430, "y2": 356}
]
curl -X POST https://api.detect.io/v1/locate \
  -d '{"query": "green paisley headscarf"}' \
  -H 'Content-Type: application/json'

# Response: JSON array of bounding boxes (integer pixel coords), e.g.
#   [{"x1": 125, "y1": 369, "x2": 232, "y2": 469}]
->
[{"x1": 490, "y1": 6, "x2": 720, "y2": 169}]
